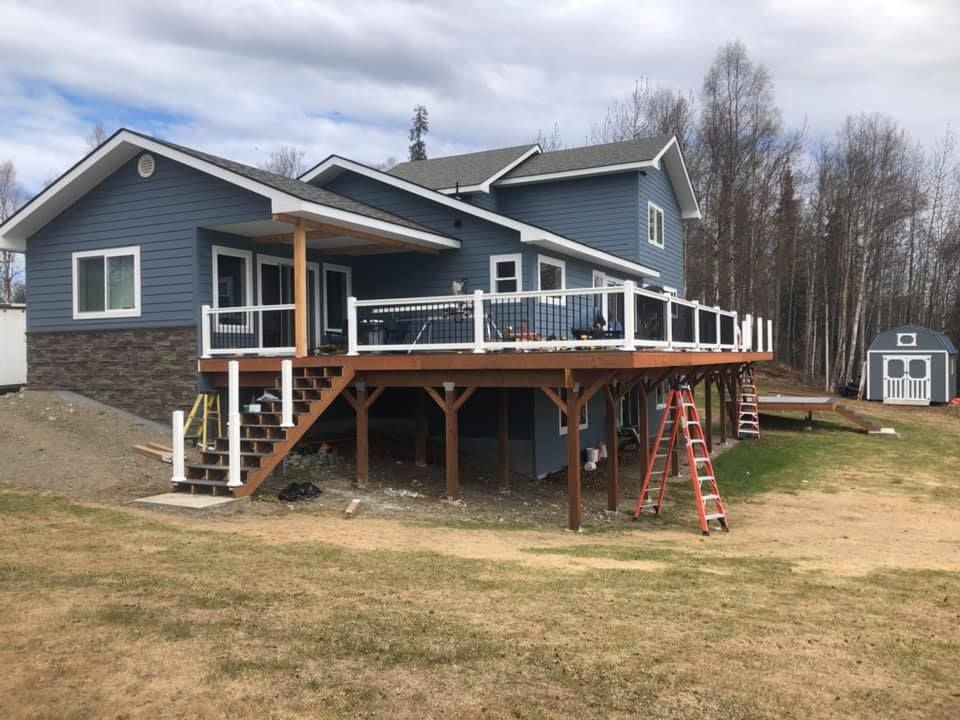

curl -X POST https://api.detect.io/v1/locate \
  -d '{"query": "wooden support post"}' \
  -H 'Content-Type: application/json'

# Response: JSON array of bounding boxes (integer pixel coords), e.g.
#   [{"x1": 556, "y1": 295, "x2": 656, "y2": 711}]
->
[
  {"x1": 293, "y1": 217, "x2": 308, "y2": 358},
  {"x1": 718, "y1": 373, "x2": 727, "y2": 444},
  {"x1": 638, "y1": 384, "x2": 650, "y2": 480},
  {"x1": 704, "y1": 373, "x2": 713, "y2": 452},
  {"x1": 443, "y1": 383, "x2": 459, "y2": 500},
  {"x1": 355, "y1": 383, "x2": 369, "y2": 487},
  {"x1": 566, "y1": 385, "x2": 582, "y2": 531},
  {"x1": 605, "y1": 386, "x2": 619, "y2": 512},
  {"x1": 415, "y1": 391, "x2": 427, "y2": 467},
  {"x1": 498, "y1": 390, "x2": 510, "y2": 491},
  {"x1": 726, "y1": 369, "x2": 739, "y2": 430},
  {"x1": 669, "y1": 375, "x2": 679, "y2": 477}
]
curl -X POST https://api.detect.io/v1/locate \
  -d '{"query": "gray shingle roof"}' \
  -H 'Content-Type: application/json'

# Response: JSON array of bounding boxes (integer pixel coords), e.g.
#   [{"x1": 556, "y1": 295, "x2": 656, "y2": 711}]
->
[
  {"x1": 131, "y1": 131, "x2": 441, "y2": 236},
  {"x1": 500, "y1": 135, "x2": 674, "y2": 180},
  {"x1": 387, "y1": 144, "x2": 538, "y2": 190}
]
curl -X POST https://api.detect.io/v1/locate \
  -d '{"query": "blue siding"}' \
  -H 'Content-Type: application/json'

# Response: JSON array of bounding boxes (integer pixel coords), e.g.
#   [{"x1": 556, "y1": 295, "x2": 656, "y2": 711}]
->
[
  {"x1": 638, "y1": 168, "x2": 684, "y2": 292},
  {"x1": 26, "y1": 154, "x2": 270, "y2": 333}
]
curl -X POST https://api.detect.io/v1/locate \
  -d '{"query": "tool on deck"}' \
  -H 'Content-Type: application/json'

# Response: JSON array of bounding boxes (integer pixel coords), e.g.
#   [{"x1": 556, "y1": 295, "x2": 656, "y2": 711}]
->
[
  {"x1": 184, "y1": 392, "x2": 222, "y2": 450},
  {"x1": 634, "y1": 383, "x2": 729, "y2": 535},
  {"x1": 737, "y1": 366, "x2": 760, "y2": 440}
]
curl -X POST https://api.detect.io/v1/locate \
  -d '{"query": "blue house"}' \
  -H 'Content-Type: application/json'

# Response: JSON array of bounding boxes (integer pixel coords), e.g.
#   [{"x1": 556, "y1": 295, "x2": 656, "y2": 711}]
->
[{"x1": 0, "y1": 129, "x2": 768, "y2": 529}]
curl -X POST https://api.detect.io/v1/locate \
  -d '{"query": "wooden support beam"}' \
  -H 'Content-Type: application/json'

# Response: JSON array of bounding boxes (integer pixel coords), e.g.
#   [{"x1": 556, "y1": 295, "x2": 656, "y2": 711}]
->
[
  {"x1": 269, "y1": 214, "x2": 440, "y2": 254},
  {"x1": 415, "y1": 391, "x2": 427, "y2": 467},
  {"x1": 293, "y1": 218, "x2": 308, "y2": 358},
  {"x1": 704, "y1": 372, "x2": 713, "y2": 452},
  {"x1": 365, "y1": 386, "x2": 385, "y2": 410},
  {"x1": 541, "y1": 386, "x2": 566, "y2": 413},
  {"x1": 443, "y1": 384, "x2": 459, "y2": 499},
  {"x1": 638, "y1": 383, "x2": 650, "y2": 481},
  {"x1": 566, "y1": 385, "x2": 583, "y2": 531},
  {"x1": 424, "y1": 385, "x2": 445, "y2": 410},
  {"x1": 498, "y1": 390, "x2": 509, "y2": 491},
  {"x1": 341, "y1": 388, "x2": 357, "y2": 411},
  {"x1": 453, "y1": 386, "x2": 477, "y2": 413},
  {"x1": 355, "y1": 384, "x2": 369, "y2": 486},
  {"x1": 605, "y1": 385, "x2": 619, "y2": 512},
  {"x1": 718, "y1": 373, "x2": 727, "y2": 444}
]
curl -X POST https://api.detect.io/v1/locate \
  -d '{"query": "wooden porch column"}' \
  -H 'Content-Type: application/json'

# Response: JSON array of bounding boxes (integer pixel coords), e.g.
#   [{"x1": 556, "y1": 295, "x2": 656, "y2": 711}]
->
[
  {"x1": 718, "y1": 373, "x2": 727, "y2": 444},
  {"x1": 638, "y1": 384, "x2": 650, "y2": 481},
  {"x1": 355, "y1": 383, "x2": 369, "y2": 486},
  {"x1": 704, "y1": 373, "x2": 713, "y2": 452},
  {"x1": 498, "y1": 390, "x2": 510, "y2": 491},
  {"x1": 293, "y1": 217, "x2": 308, "y2": 358},
  {"x1": 415, "y1": 391, "x2": 427, "y2": 467},
  {"x1": 443, "y1": 383, "x2": 459, "y2": 499},
  {"x1": 605, "y1": 385, "x2": 619, "y2": 512},
  {"x1": 566, "y1": 385, "x2": 583, "y2": 531}
]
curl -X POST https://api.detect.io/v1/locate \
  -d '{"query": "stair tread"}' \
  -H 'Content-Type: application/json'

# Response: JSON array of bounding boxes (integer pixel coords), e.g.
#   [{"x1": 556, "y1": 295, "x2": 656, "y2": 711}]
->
[
  {"x1": 186, "y1": 463, "x2": 257, "y2": 472},
  {"x1": 173, "y1": 477, "x2": 231, "y2": 487}
]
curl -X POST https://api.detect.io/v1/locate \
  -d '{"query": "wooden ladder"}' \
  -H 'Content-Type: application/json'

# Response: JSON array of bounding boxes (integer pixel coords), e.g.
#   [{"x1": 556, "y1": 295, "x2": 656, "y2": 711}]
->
[{"x1": 174, "y1": 364, "x2": 355, "y2": 497}]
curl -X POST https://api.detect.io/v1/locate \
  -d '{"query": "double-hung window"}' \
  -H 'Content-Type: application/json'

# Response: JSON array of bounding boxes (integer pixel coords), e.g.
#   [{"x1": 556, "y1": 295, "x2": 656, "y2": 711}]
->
[
  {"x1": 537, "y1": 255, "x2": 565, "y2": 305},
  {"x1": 72, "y1": 246, "x2": 141, "y2": 319},
  {"x1": 490, "y1": 254, "x2": 522, "y2": 294},
  {"x1": 647, "y1": 202, "x2": 665, "y2": 248}
]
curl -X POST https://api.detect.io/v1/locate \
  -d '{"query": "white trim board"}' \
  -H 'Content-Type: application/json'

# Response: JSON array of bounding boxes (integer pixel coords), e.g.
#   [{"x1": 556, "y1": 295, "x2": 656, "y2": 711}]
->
[
  {"x1": 0, "y1": 129, "x2": 459, "y2": 254},
  {"x1": 322, "y1": 263, "x2": 353, "y2": 334},
  {"x1": 300, "y1": 156, "x2": 661, "y2": 279},
  {"x1": 489, "y1": 253, "x2": 523, "y2": 294},
  {"x1": 211, "y1": 245, "x2": 254, "y2": 333}
]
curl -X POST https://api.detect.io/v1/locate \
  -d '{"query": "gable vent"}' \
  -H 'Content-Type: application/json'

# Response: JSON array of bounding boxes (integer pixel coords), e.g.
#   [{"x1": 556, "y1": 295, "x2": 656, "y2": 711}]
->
[{"x1": 137, "y1": 154, "x2": 156, "y2": 178}]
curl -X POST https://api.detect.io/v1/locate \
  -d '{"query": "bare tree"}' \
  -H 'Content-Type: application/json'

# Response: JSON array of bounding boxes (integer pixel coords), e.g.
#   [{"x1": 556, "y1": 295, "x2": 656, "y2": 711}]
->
[
  {"x1": 0, "y1": 160, "x2": 25, "y2": 304},
  {"x1": 590, "y1": 79, "x2": 651, "y2": 144},
  {"x1": 260, "y1": 146, "x2": 307, "y2": 178},
  {"x1": 535, "y1": 122, "x2": 563, "y2": 151},
  {"x1": 86, "y1": 122, "x2": 108, "y2": 151}
]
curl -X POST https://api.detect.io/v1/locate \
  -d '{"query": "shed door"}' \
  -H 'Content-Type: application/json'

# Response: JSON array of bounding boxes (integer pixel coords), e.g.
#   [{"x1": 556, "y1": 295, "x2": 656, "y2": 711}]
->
[{"x1": 882, "y1": 355, "x2": 931, "y2": 406}]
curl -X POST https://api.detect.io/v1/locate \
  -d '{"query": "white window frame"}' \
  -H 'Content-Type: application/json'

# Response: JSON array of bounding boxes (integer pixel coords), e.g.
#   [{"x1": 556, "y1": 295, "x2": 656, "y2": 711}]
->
[
  {"x1": 72, "y1": 245, "x2": 142, "y2": 320},
  {"x1": 896, "y1": 332, "x2": 917, "y2": 347},
  {"x1": 489, "y1": 253, "x2": 523, "y2": 297},
  {"x1": 656, "y1": 381, "x2": 668, "y2": 410},
  {"x1": 256, "y1": 253, "x2": 322, "y2": 343},
  {"x1": 537, "y1": 254, "x2": 566, "y2": 305},
  {"x1": 647, "y1": 202, "x2": 665, "y2": 248},
  {"x1": 212, "y1": 245, "x2": 254, "y2": 333},
  {"x1": 558, "y1": 387, "x2": 589, "y2": 435},
  {"x1": 323, "y1": 263, "x2": 353, "y2": 334}
]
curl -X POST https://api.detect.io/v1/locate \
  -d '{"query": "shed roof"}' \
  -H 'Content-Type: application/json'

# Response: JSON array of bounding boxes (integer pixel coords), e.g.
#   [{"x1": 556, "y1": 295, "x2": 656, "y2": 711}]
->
[{"x1": 869, "y1": 324, "x2": 958, "y2": 354}]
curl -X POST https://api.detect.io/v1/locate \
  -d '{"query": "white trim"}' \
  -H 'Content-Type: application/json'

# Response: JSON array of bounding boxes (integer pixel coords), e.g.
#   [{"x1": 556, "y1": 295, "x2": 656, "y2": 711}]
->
[
  {"x1": 882, "y1": 354, "x2": 932, "y2": 405},
  {"x1": 212, "y1": 245, "x2": 253, "y2": 333},
  {"x1": 1, "y1": 130, "x2": 459, "y2": 253},
  {"x1": 896, "y1": 332, "x2": 917, "y2": 347},
  {"x1": 436, "y1": 145, "x2": 543, "y2": 195},
  {"x1": 322, "y1": 263, "x2": 352, "y2": 334},
  {"x1": 558, "y1": 387, "x2": 589, "y2": 435},
  {"x1": 655, "y1": 381, "x2": 667, "y2": 410},
  {"x1": 299, "y1": 156, "x2": 661, "y2": 278},
  {"x1": 71, "y1": 245, "x2": 141, "y2": 319},
  {"x1": 489, "y1": 253, "x2": 523, "y2": 295},
  {"x1": 497, "y1": 160, "x2": 657, "y2": 187},
  {"x1": 647, "y1": 202, "x2": 665, "y2": 248},
  {"x1": 536, "y1": 254, "x2": 566, "y2": 305},
  {"x1": 255, "y1": 253, "x2": 322, "y2": 344}
]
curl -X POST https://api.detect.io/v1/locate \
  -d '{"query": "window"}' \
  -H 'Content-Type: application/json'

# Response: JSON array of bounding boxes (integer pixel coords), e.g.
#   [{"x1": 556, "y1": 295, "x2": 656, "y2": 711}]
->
[
  {"x1": 593, "y1": 270, "x2": 624, "y2": 332},
  {"x1": 490, "y1": 254, "x2": 522, "y2": 294},
  {"x1": 647, "y1": 202, "x2": 665, "y2": 248},
  {"x1": 72, "y1": 246, "x2": 141, "y2": 319},
  {"x1": 896, "y1": 333, "x2": 917, "y2": 347},
  {"x1": 537, "y1": 255, "x2": 565, "y2": 304},
  {"x1": 212, "y1": 245, "x2": 253, "y2": 331},
  {"x1": 655, "y1": 382, "x2": 668, "y2": 409},
  {"x1": 558, "y1": 387, "x2": 589, "y2": 435},
  {"x1": 323, "y1": 263, "x2": 352, "y2": 334}
]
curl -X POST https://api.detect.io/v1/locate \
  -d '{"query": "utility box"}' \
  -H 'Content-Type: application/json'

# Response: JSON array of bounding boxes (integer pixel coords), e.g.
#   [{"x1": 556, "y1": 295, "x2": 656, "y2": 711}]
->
[{"x1": 0, "y1": 304, "x2": 26, "y2": 390}]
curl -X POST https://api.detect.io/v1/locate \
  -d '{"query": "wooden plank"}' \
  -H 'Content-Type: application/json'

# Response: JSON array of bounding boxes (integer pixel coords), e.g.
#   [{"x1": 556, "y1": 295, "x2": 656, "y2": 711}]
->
[
  {"x1": 541, "y1": 387, "x2": 566, "y2": 414},
  {"x1": 424, "y1": 386, "x2": 444, "y2": 410},
  {"x1": 355, "y1": 384, "x2": 369, "y2": 486},
  {"x1": 145, "y1": 441, "x2": 173, "y2": 454},
  {"x1": 704, "y1": 373, "x2": 713, "y2": 452},
  {"x1": 605, "y1": 385, "x2": 619, "y2": 512},
  {"x1": 444, "y1": 387, "x2": 459, "y2": 499},
  {"x1": 133, "y1": 444, "x2": 171, "y2": 463},
  {"x1": 345, "y1": 499, "x2": 361, "y2": 518},
  {"x1": 415, "y1": 391, "x2": 427, "y2": 467},
  {"x1": 498, "y1": 390, "x2": 509, "y2": 491},
  {"x1": 365, "y1": 386, "x2": 385, "y2": 410},
  {"x1": 340, "y1": 388, "x2": 357, "y2": 411},
  {"x1": 566, "y1": 387, "x2": 582, "y2": 531},
  {"x1": 638, "y1": 384, "x2": 649, "y2": 480},
  {"x1": 453, "y1": 386, "x2": 477, "y2": 412},
  {"x1": 293, "y1": 218, "x2": 308, "y2": 358},
  {"x1": 356, "y1": 370, "x2": 570, "y2": 388},
  {"x1": 718, "y1": 373, "x2": 727, "y2": 444}
]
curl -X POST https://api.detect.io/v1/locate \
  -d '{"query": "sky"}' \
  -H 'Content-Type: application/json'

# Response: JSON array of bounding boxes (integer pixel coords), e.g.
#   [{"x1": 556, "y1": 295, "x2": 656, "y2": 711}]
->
[{"x1": 1, "y1": 0, "x2": 958, "y2": 194}]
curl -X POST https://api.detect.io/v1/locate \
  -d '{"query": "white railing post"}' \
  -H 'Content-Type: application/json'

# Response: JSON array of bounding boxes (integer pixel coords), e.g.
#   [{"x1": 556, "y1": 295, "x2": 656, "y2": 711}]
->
[
  {"x1": 757, "y1": 316, "x2": 764, "y2": 354},
  {"x1": 693, "y1": 300, "x2": 700, "y2": 350},
  {"x1": 347, "y1": 296, "x2": 359, "y2": 356},
  {"x1": 171, "y1": 410, "x2": 186, "y2": 484},
  {"x1": 201, "y1": 305, "x2": 212, "y2": 358},
  {"x1": 665, "y1": 295, "x2": 674, "y2": 350},
  {"x1": 622, "y1": 281, "x2": 636, "y2": 351},
  {"x1": 731, "y1": 310, "x2": 738, "y2": 350},
  {"x1": 228, "y1": 360, "x2": 242, "y2": 488},
  {"x1": 281, "y1": 359, "x2": 294, "y2": 428},
  {"x1": 743, "y1": 313, "x2": 753, "y2": 351},
  {"x1": 472, "y1": 289, "x2": 486, "y2": 353},
  {"x1": 767, "y1": 318, "x2": 774, "y2": 353},
  {"x1": 714, "y1": 307, "x2": 722, "y2": 350}
]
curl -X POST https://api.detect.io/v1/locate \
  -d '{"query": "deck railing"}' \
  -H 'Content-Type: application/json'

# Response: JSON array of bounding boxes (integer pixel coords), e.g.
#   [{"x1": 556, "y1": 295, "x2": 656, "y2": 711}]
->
[
  {"x1": 201, "y1": 303, "x2": 296, "y2": 357},
  {"x1": 348, "y1": 282, "x2": 769, "y2": 355}
]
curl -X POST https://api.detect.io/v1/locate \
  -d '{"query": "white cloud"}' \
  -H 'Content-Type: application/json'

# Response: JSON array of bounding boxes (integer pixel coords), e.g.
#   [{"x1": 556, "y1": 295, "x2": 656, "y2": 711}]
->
[{"x1": 0, "y1": 0, "x2": 957, "y2": 192}]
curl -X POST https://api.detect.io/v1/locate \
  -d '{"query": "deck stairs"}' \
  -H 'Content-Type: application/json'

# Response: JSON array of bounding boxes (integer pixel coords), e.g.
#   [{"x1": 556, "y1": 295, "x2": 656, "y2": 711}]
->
[
  {"x1": 634, "y1": 384, "x2": 729, "y2": 535},
  {"x1": 737, "y1": 367, "x2": 760, "y2": 439},
  {"x1": 834, "y1": 404, "x2": 881, "y2": 432},
  {"x1": 173, "y1": 364, "x2": 355, "y2": 497}
]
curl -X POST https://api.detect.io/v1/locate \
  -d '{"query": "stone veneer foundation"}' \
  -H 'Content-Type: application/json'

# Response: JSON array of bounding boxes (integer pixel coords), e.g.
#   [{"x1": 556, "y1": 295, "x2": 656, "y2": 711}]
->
[{"x1": 27, "y1": 326, "x2": 198, "y2": 423}]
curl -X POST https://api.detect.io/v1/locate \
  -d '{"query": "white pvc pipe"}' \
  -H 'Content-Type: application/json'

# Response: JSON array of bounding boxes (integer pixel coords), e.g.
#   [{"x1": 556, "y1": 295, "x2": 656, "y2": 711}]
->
[
  {"x1": 171, "y1": 410, "x2": 186, "y2": 484},
  {"x1": 228, "y1": 360, "x2": 242, "y2": 488},
  {"x1": 281, "y1": 359, "x2": 294, "y2": 427}
]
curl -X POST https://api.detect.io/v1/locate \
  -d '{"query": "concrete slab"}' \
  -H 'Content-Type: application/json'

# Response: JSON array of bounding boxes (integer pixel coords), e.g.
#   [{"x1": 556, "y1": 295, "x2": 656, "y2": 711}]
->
[{"x1": 134, "y1": 493, "x2": 238, "y2": 509}]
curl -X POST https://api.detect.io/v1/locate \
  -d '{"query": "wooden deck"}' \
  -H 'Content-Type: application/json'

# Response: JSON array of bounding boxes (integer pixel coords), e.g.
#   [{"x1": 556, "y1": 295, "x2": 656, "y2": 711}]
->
[
  {"x1": 756, "y1": 394, "x2": 887, "y2": 433},
  {"x1": 196, "y1": 350, "x2": 772, "y2": 530}
]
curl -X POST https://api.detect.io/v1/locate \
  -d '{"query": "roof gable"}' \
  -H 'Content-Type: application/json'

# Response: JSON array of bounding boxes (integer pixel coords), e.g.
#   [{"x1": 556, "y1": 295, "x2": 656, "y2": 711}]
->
[{"x1": 387, "y1": 144, "x2": 540, "y2": 193}]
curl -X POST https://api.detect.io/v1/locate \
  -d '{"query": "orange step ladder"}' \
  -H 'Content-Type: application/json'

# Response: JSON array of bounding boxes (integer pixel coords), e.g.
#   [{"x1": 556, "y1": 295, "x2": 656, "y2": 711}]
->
[
  {"x1": 737, "y1": 366, "x2": 760, "y2": 440},
  {"x1": 634, "y1": 383, "x2": 729, "y2": 535}
]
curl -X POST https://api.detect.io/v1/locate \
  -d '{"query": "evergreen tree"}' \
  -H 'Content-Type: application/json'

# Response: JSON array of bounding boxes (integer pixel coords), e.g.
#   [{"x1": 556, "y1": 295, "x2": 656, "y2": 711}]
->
[{"x1": 408, "y1": 105, "x2": 429, "y2": 161}]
